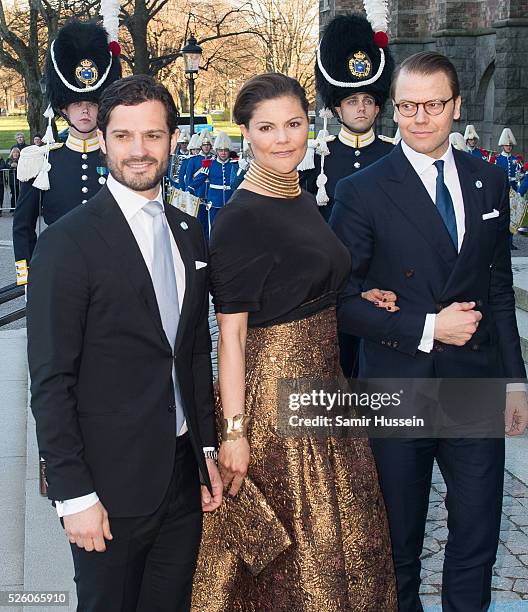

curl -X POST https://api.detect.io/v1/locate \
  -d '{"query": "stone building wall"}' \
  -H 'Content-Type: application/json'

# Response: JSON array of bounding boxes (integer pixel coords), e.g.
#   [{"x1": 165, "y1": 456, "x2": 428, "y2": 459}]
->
[{"x1": 319, "y1": 0, "x2": 528, "y2": 155}]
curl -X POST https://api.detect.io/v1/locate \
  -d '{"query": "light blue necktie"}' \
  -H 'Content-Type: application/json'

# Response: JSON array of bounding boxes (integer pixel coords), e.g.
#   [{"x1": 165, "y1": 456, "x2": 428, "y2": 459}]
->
[
  {"x1": 143, "y1": 200, "x2": 185, "y2": 433},
  {"x1": 434, "y1": 160, "x2": 458, "y2": 249}
]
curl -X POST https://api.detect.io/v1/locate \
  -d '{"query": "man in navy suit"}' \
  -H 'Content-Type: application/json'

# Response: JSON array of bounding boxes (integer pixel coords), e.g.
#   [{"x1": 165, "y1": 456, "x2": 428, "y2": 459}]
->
[{"x1": 331, "y1": 52, "x2": 528, "y2": 611}]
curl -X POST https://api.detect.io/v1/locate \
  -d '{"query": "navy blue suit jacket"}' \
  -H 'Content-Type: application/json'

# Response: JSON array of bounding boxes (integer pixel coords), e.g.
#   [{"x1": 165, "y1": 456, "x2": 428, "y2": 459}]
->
[{"x1": 330, "y1": 144, "x2": 525, "y2": 380}]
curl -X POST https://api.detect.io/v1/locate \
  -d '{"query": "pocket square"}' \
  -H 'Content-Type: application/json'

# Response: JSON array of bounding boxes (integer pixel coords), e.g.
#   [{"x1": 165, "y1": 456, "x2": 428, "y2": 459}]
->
[
  {"x1": 482, "y1": 209, "x2": 499, "y2": 220},
  {"x1": 195, "y1": 261, "x2": 207, "y2": 270}
]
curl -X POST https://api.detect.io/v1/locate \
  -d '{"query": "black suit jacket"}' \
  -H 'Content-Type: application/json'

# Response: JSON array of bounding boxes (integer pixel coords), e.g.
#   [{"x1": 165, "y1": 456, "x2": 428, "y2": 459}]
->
[
  {"x1": 330, "y1": 144, "x2": 525, "y2": 380},
  {"x1": 27, "y1": 185, "x2": 215, "y2": 517}
]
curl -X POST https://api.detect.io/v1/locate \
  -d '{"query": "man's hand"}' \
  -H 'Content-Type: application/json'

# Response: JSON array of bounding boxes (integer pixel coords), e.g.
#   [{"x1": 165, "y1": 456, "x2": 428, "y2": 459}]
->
[
  {"x1": 63, "y1": 501, "x2": 112, "y2": 552},
  {"x1": 218, "y1": 437, "x2": 250, "y2": 497},
  {"x1": 434, "y1": 302, "x2": 482, "y2": 346},
  {"x1": 201, "y1": 458, "x2": 223, "y2": 512},
  {"x1": 362, "y1": 288, "x2": 399, "y2": 312},
  {"x1": 505, "y1": 391, "x2": 528, "y2": 436}
]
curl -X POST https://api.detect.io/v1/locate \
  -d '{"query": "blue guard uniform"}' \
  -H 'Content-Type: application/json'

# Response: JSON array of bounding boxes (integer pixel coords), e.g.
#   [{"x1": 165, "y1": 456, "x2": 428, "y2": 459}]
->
[
  {"x1": 189, "y1": 131, "x2": 236, "y2": 239},
  {"x1": 495, "y1": 152, "x2": 519, "y2": 190},
  {"x1": 495, "y1": 128, "x2": 520, "y2": 190},
  {"x1": 13, "y1": 135, "x2": 105, "y2": 268},
  {"x1": 301, "y1": 127, "x2": 393, "y2": 221},
  {"x1": 463, "y1": 125, "x2": 487, "y2": 161},
  {"x1": 11, "y1": 18, "x2": 120, "y2": 286},
  {"x1": 184, "y1": 129, "x2": 214, "y2": 192}
]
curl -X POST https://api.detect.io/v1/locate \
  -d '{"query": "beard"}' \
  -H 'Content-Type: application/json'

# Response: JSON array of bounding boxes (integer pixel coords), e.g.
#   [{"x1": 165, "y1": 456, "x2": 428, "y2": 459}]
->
[{"x1": 106, "y1": 154, "x2": 169, "y2": 193}]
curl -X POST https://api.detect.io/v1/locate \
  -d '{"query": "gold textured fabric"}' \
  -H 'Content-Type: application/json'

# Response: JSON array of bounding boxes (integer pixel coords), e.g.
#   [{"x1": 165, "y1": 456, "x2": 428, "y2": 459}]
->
[{"x1": 192, "y1": 307, "x2": 397, "y2": 611}]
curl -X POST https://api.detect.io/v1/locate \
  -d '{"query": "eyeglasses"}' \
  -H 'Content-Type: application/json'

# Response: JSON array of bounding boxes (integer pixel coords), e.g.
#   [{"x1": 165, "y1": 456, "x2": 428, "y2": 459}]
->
[{"x1": 393, "y1": 97, "x2": 454, "y2": 117}]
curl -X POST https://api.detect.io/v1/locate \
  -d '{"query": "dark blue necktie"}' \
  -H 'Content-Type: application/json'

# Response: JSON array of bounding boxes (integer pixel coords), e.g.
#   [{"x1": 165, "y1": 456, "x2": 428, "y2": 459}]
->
[{"x1": 434, "y1": 160, "x2": 458, "y2": 249}]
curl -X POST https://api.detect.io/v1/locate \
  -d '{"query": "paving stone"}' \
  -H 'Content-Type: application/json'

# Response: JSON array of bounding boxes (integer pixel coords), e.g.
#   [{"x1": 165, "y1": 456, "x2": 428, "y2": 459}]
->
[
  {"x1": 423, "y1": 536, "x2": 442, "y2": 554},
  {"x1": 422, "y1": 572, "x2": 443, "y2": 586},
  {"x1": 492, "y1": 576, "x2": 515, "y2": 590},
  {"x1": 495, "y1": 566, "x2": 528, "y2": 579},
  {"x1": 496, "y1": 555, "x2": 528, "y2": 568},
  {"x1": 503, "y1": 532, "x2": 528, "y2": 555},
  {"x1": 419, "y1": 583, "x2": 439, "y2": 594},
  {"x1": 427, "y1": 506, "x2": 448, "y2": 521},
  {"x1": 519, "y1": 555, "x2": 528, "y2": 566},
  {"x1": 513, "y1": 579, "x2": 528, "y2": 594},
  {"x1": 490, "y1": 591, "x2": 523, "y2": 601}
]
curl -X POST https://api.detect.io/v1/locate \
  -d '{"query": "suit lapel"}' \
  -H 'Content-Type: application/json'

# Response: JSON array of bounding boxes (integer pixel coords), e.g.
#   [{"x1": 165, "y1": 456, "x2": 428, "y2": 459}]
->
[
  {"x1": 441, "y1": 149, "x2": 485, "y2": 295},
  {"x1": 379, "y1": 145, "x2": 458, "y2": 268},
  {"x1": 451, "y1": 148, "x2": 481, "y2": 261},
  {"x1": 87, "y1": 187, "x2": 170, "y2": 350},
  {"x1": 164, "y1": 204, "x2": 196, "y2": 354}
]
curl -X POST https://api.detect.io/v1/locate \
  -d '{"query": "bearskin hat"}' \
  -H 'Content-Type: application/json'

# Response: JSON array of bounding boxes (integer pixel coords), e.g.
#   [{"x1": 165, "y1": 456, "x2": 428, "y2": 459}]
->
[
  {"x1": 45, "y1": 19, "x2": 121, "y2": 112},
  {"x1": 316, "y1": 13, "x2": 394, "y2": 111}
]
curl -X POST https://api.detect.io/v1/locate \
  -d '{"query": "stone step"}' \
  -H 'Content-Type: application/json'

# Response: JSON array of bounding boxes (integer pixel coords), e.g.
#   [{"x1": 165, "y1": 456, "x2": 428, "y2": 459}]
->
[
  {"x1": 512, "y1": 258, "x2": 528, "y2": 314},
  {"x1": 516, "y1": 307, "x2": 528, "y2": 364}
]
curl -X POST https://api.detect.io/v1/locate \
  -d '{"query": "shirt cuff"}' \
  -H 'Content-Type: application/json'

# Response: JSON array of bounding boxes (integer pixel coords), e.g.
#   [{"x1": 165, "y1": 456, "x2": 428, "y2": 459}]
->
[
  {"x1": 55, "y1": 493, "x2": 99, "y2": 518},
  {"x1": 506, "y1": 383, "x2": 528, "y2": 393},
  {"x1": 418, "y1": 313, "x2": 436, "y2": 353}
]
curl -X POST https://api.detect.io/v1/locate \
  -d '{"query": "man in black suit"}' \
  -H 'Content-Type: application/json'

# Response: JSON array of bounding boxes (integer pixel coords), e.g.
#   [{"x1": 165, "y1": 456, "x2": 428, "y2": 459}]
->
[
  {"x1": 331, "y1": 52, "x2": 528, "y2": 611},
  {"x1": 27, "y1": 75, "x2": 222, "y2": 611}
]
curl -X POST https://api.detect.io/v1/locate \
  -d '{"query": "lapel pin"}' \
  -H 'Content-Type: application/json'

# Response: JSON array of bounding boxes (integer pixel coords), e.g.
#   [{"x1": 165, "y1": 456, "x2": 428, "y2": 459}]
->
[
  {"x1": 180, "y1": 221, "x2": 188, "y2": 230},
  {"x1": 475, "y1": 180, "x2": 483, "y2": 189}
]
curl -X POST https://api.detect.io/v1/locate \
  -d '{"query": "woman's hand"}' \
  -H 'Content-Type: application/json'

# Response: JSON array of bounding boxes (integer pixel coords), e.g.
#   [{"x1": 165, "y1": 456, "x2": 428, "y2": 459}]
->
[
  {"x1": 218, "y1": 437, "x2": 250, "y2": 497},
  {"x1": 362, "y1": 288, "x2": 399, "y2": 312}
]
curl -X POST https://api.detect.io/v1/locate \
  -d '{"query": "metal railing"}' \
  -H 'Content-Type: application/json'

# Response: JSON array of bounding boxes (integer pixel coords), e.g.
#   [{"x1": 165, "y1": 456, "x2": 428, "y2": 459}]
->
[
  {"x1": 0, "y1": 167, "x2": 20, "y2": 213},
  {"x1": 0, "y1": 282, "x2": 25, "y2": 327}
]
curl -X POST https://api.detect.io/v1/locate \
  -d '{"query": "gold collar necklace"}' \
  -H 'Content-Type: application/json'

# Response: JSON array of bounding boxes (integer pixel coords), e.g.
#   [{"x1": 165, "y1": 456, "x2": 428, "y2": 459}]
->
[{"x1": 245, "y1": 161, "x2": 301, "y2": 198}]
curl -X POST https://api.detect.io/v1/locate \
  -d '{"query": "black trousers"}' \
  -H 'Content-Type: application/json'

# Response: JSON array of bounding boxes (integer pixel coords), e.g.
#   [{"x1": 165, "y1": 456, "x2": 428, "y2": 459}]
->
[
  {"x1": 370, "y1": 437, "x2": 504, "y2": 612},
  {"x1": 70, "y1": 434, "x2": 202, "y2": 612}
]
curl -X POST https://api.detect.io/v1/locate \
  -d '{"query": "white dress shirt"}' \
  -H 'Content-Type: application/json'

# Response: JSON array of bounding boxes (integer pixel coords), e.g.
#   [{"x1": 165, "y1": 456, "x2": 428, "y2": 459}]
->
[
  {"x1": 56, "y1": 173, "x2": 188, "y2": 517},
  {"x1": 401, "y1": 142, "x2": 525, "y2": 394},
  {"x1": 401, "y1": 141, "x2": 465, "y2": 353}
]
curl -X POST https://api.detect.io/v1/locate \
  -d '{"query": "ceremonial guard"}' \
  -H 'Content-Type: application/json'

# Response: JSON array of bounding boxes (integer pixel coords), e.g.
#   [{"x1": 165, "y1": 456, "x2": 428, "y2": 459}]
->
[
  {"x1": 177, "y1": 132, "x2": 200, "y2": 190},
  {"x1": 449, "y1": 132, "x2": 468, "y2": 152},
  {"x1": 184, "y1": 128, "x2": 214, "y2": 190},
  {"x1": 189, "y1": 131, "x2": 236, "y2": 238},
  {"x1": 496, "y1": 128, "x2": 522, "y2": 190},
  {"x1": 168, "y1": 130, "x2": 189, "y2": 188},
  {"x1": 303, "y1": 12, "x2": 394, "y2": 378},
  {"x1": 301, "y1": 13, "x2": 394, "y2": 224},
  {"x1": 175, "y1": 129, "x2": 189, "y2": 156},
  {"x1": 464, "y1": 124, "x2": 487, "y2": 160},
  {"x1": 12, "y1": 19, "x2": 121, "y2": 286}
]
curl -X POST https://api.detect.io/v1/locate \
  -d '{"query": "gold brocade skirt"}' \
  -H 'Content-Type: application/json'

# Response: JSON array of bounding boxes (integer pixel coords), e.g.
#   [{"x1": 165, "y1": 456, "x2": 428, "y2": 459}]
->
[{"x1": 192, "y1": 307, "x2": 397, "y2": 612}]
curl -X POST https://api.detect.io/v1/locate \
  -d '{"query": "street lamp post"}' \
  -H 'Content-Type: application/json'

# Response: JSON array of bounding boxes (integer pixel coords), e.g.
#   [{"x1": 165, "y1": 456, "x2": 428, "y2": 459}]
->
[{"x1": 182, "y1": 35, "x2": 202, "y2": 136}]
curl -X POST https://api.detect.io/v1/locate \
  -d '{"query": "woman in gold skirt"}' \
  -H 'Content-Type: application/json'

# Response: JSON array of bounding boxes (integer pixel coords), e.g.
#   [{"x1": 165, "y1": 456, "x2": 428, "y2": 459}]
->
[{"x1": 192, "y1": 74, "x2": 397, "y2": 611}]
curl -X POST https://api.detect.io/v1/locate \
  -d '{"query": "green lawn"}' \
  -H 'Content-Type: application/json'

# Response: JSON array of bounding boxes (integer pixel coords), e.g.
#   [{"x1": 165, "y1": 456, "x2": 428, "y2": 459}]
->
[
  {"x1": 213, "y1": 121, "x2": 241, "y2": 140},
  {"x1": 0, "y1": 115, "x2": 68, "y2": 154},
  {"x1": 0, "y1": 115, "x2": 241, "y2": 153},
  {"x1": 0, "y1": 115, "x2": 30, "y2": 152}
]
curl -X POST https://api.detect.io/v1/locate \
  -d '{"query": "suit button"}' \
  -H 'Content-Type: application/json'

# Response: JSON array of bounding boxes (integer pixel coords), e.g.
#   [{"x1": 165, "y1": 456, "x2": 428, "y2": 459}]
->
[
  {"x1": 168, "y1": 404, "x2": 176, "y2": 413},
  {"x1": 472, "y1": 343, "x2": 480, "y2": 351},
  {"x1": 435, "y1": 303, "x2": 444, "y2": 313},
  {"x1": 393, "y1": 340, "x2": 399, "y2": 348},
  {"x1": 434, "y1": 343, "x2": 444, "y2": 352},
  {"x1": 381, "y1": 340, "x2": 386, "y2": 346},
  {"x1": 405, "y1": 269, "x2": 415, "y2": 278},
  {"x1": 476, "y1": 299, "x2": 483, "y2": 308}
]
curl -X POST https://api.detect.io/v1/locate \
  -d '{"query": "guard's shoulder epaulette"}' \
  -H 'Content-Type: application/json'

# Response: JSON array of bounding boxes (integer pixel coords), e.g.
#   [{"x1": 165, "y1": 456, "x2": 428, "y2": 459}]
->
[
  {"x1": 49, "y1": 142, "x2": 64, "y2": 151},
  {"x1": 378, "y1": 134, "x2": 396, "y2": 145}
]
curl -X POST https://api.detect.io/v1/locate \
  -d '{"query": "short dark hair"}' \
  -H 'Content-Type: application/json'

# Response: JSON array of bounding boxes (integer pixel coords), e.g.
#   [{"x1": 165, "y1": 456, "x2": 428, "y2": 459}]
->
[
  {"x1": 97, "y1": 75, "x2": 179, "y2": 136},
  {"x1": 390, "y1": 52, "x2": 461, "y2": 101},
  {"x1": 233, "y1": 73, "x2": 309, "y2": 127},
  {"x1": 34, "y1": 134, "x2": 42, "y2": 139}
]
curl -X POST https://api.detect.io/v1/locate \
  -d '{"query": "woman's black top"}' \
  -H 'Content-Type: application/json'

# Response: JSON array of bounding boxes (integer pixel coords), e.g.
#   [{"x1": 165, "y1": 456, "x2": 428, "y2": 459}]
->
[{"x1": 209, "y1": 188, "x2": 351, "y2": 327}]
